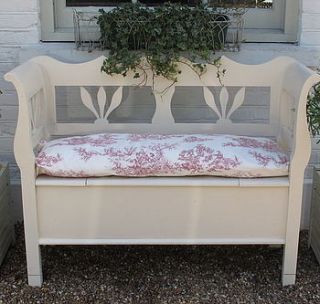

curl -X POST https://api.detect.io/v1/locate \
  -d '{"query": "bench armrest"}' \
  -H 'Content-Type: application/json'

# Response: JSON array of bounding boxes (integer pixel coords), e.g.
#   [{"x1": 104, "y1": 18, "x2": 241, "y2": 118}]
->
[
  {"x1": 280, "y1": 62, "x2": 320, "y2": 175},
  {"x1": 4, "y1": 61, "x2": 51, "y2": 173}
]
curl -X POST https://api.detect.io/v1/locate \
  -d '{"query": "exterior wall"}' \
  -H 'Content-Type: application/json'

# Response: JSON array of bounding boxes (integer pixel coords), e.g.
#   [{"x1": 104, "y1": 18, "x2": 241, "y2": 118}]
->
[
  {"x1": 0, "y1": 0, "x2": 320, "y2": 226},
  {"x1": 0, "y1": 0, "x2": 39, "y2": 170},
  {"x1": 300, "y1": 0, "x2": 320, "y2": 46},
  {"x1": 0, "y1": 0, "x2": 40, "y2": 219}
]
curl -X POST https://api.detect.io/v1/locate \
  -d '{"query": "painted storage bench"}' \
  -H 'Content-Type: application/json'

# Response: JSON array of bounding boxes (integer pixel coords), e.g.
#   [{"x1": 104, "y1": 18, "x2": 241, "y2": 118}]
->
[{"x1": 5, "y1": 55, "x2": 320, "y2": 287}]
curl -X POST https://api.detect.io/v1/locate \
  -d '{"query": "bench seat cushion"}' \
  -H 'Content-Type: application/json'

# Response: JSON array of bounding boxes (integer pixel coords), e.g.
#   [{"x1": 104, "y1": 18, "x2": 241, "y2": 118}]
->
[{"x1": 36, "y1": 133, "x2": 289, "y2": 178}]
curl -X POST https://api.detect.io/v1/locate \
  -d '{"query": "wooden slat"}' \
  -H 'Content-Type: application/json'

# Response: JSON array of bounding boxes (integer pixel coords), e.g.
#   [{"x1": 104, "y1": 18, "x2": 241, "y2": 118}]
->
[
  {"x1": 36, "y1": 176, "x2": 86, "y2": 187},
  {"x1": 53, "y1": 122, "x2": 277, "y2": 137},
  {"x1": 239, "y1": 177, "x2": 289, "y2": 187},
  {"x1": 39, "y1": 237, "x2": 285, "y2": 246},
  {"x1": 36, "y1": 176, "x2": 289, "y2": 188}
]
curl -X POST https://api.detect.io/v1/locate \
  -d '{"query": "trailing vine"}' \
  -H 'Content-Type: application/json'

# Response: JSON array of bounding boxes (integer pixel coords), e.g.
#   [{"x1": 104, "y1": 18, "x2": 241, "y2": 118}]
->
[
  {"x1": 97, "y1": 2, "x2": 231, "y2": 86},
  {"x1": 307, "y1": 81, "x2": 320, "y2": 139}
]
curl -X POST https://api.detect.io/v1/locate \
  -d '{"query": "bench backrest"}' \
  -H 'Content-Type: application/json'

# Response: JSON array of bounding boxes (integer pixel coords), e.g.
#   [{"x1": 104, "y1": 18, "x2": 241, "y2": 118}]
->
[{"x1": 29, "y1": 55, "x2": 297, "y2": 140}]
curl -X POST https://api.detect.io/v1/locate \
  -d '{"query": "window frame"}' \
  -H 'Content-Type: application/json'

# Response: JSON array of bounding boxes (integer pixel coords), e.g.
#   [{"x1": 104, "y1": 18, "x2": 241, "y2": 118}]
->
[{"x1": 40, "y1": 0, "x2": 300, "y2": 43}]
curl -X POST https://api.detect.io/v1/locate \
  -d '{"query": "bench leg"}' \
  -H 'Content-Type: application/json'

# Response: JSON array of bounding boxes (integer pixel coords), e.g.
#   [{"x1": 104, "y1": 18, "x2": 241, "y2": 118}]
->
[
  {"x1": 28, "y1": 274, "x2": 43, "y2": 287},
  {"x1": 26, "y1": 245, "x2": 43, "y2": 287},
  {"x1": 281, "y1": 173, "x2": 306, "y2": 287},
  {"x1": 281, "y1": 241, "x2": 298, "y2": 286},
  {"x1": 24, "y1": 225, "x2": 43, "y2": 287},
  {"x1": 282, "y1": 274, "x2": 296, "y2": 286},
  {"x1": 20, "y1": 176, "x2": 43, "y2": 287}
]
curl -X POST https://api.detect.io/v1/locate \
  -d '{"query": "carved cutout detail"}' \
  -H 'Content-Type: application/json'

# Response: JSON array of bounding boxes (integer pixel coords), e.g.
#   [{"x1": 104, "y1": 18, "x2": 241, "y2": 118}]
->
[
  {"x1": 203, "y1": 87, "x2": 246, "y2": 123},
  {"x1": 30, "y1": 90, "x2": 43, "y2": 131},
  {"x1": 80, "y1": 86, "x2": 123, "y2": 125}
]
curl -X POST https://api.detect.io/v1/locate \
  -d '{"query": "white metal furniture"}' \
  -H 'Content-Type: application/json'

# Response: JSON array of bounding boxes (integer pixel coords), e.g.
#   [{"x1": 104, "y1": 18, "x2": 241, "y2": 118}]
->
[{"x1": 5, "y1": 55, "x2": 320, "y2": 287}]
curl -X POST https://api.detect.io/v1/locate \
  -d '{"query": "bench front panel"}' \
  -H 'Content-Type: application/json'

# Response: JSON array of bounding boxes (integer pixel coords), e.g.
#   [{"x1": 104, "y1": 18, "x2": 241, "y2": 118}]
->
[{"x1": 36, "y1": 183, "x2": 289, "y2": 244}]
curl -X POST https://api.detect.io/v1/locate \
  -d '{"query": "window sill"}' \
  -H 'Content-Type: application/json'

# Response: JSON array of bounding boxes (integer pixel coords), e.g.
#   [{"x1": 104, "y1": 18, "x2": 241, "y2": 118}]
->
[
  {"x1": 19, "y1": 42, "x2": 320, "y2": 67},
  {"x1": 244, "y1": 29, "x2": 297, "y2": 43},
  {"x1": 42, "y1": 28, "x2": 298, "y2": 44}
]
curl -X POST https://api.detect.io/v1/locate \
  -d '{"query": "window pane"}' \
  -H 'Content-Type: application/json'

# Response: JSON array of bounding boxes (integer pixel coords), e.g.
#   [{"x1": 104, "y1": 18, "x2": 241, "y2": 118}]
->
[
  {"x1": 208, "y1": 0, "x2": 272, "y2": 8},
  {"x1": 67, "y1": 0, "x2": 202, "y2": 6},
  {"x1": 139, "y1": 0, "x2": 201, "y2": 5},
  {"x1": 66, "y1": 0, "x2": 129, "y2": 6},
  {"x1": 67, "y1": 0, "x2": 272, "y2": 7}
]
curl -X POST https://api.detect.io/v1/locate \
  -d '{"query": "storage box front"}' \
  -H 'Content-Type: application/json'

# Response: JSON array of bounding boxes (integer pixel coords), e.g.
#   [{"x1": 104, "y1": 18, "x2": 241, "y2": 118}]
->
[{"x1": 36, "y1": 184, "x2": 289, "y2": 244}]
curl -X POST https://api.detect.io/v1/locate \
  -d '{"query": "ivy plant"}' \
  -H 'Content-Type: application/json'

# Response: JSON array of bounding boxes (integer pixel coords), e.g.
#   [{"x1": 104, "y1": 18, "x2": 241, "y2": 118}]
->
[
  {"x1": 97, "y1": 2, "x2": 231, "y2": 84},
  {"x1": 307, "y1": 82, "x2": 320, "y2": 139}
]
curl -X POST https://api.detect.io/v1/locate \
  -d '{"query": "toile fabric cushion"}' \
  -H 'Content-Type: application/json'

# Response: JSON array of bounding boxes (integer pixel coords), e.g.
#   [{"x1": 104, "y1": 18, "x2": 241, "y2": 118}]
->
[{"x1": 35, "y1": 133, "x2": 289, "y2": 178}]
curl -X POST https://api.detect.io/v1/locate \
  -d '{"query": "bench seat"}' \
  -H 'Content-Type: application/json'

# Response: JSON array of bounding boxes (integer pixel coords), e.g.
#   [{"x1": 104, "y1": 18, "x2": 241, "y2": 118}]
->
[{"x1": 36, "y1": 133, "x2": 289, "y2": 178}]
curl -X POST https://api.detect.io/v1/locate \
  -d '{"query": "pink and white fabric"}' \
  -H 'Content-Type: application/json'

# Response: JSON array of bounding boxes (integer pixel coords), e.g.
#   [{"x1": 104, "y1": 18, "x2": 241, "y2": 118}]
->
[{"x1": 36, "y1": 133, "x2": 289, "y2": 178}]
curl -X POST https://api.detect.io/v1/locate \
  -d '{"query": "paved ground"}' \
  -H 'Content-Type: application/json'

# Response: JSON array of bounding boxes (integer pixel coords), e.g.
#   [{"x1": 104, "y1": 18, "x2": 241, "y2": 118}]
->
[{"x1": 0, "y1": 225, "x2": 320, "y2": 303}]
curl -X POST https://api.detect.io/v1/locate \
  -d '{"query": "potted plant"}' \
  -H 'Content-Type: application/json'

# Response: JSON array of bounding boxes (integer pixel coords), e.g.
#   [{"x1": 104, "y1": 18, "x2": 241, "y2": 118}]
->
[
  {"x1": 97, "y1": 2, "x2": 231, "y2": 83},
  {"x1": 307, "y1": 82, "x2": 320, "y2": 138}
]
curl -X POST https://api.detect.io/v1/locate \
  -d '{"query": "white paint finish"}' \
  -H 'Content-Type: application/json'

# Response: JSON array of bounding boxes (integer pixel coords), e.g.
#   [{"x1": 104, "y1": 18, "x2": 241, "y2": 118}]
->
[
  {"x1": 0, "y1": 47, "x2": 20, "y2": 62},
  {"x1": 36, "y1": 176, "x2": 86, "y2": 187},
  {"x1": 302, "y1": 0, "x2": 320, "y2": 12},
  {"x1": 0, "y1": 123, "x2": 17, "y2": 138},
  {"x1": 301, "y1": 14, "x2": 320, "y2": 30},
  {"x1": 239, "y1": 177, "x2": 289, "y2": 187},
  {"x1": 0, "y1": 1, "x2": 38, "y2": 12},
  {"x1": 36, "y1": 185, "x2": 289, "y2": 241},
  {"x1": 282, "y1": 274, "x2": 296, "y2": 287},
  {"x1": 25, "y1": 55, "x2": 299, "y2": 138},
  {"x1": 0, "y1": 30, "x2": 40, "y2": 46},
  {"x1": 1, "y1": 42, "x2": 320, "y2": 224},
  {"x1": 19, "y1": 43, "x2": 320, "y2": 68},
  {"x1": 300, "y1": 34, "x2": 320, "y2": 47},
  {"x1": 0, "y1": 137, "x2": 14, "y2": 154},
  {"x1": 0, "y1": 0, "x2": 319, "y2": 287},
  {"x1": 300, "y1": 0, "x2": 320, "y2": 46},
  {"x1": 0, "y1": 63, "x2": 17, "y2": 74},
  {"x1": 27, "y1": 275, "x2": 43, "y2": 288},
  {"x1": 39, "y1": 238, "x2": 285, "y2": 245},
  {"x1": 35, "y1": 176, "x2": 292, "y2": 189},
  {"x1": 0, "y1": 93, "x2": 18, "y2": 107},
  {"x1": 42, "y1": 0, "x2": 299, "y2": 42},
  {"x1": 0, "y1": 0, "x2": 40, "y2": 46},
  {"x1": 0, "y1": 106, "x2": 19, "y2": 121},
  {"x1": 5, "y1": 55, "x2": 320, "y2": 286},
  {"x1": 53, "y1": 123, "x2": 277, "y2": 137},
  {"x1": 0, "y1": 0, "x2": 319, "y2": 226},
  {"x1": 0, "y1": 13, "x2": 39, "y2": 29}
]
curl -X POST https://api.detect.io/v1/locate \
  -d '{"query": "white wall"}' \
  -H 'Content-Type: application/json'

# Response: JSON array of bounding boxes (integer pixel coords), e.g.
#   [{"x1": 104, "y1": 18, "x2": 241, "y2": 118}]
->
[
  {"x1": 0, "y1": 0, "x2": 40, "y2": 178},
  {"x1": 300, "y1": 0, "x2": 320, "y2": 46},
  {"x1": 0, "y1": 0, "x2": 320, "y2": 226}
]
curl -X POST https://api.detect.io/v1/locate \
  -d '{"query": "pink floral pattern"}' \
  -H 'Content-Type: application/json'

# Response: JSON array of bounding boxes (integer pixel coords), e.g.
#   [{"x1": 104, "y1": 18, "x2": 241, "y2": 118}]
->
[{"x1": 36, "y1": 133, "x2": 289, "y2": 178}]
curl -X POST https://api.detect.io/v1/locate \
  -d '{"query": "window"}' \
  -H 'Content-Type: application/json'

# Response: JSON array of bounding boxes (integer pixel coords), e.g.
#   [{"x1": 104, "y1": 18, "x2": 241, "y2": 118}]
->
[
  {"x1": 66, "y1": 0, "x2": 201, "y2": 5},
  {"x1": 40, "y1": 0, "x2": 299, "y2": 42}
]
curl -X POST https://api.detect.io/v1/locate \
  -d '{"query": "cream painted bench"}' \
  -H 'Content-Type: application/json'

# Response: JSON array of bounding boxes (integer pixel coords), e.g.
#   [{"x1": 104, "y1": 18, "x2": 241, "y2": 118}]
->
[{"x1": 5, "y1": 55, "x2": 320, "y2": 287}]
